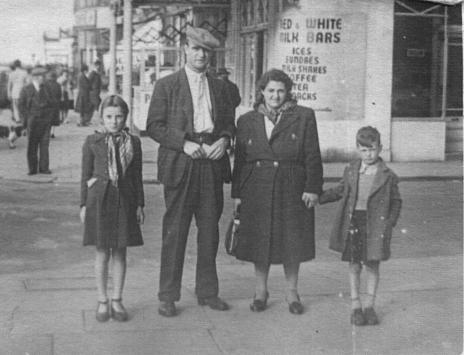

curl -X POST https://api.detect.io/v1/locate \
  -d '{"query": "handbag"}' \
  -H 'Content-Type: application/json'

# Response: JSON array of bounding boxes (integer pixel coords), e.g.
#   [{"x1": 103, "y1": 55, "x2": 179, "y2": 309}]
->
[{"x1": 225, "y1": 207, "x2": 240, "y2": 256}]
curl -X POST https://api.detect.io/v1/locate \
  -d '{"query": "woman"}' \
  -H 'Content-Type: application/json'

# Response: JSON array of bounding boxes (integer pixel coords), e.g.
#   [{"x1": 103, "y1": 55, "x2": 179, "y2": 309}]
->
[{"x1": 232, "y1": 69, "x2": 323, "y2": 314}]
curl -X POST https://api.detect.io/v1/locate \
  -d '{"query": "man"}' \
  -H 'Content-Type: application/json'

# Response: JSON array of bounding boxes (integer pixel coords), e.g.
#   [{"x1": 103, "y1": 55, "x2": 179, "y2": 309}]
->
[
  {"x1": 18, "y1": 66, "x2": 53, "y2": 175},
  {"x1": 216, "y1": 67, "x2": 241, "y2": 110},
  {"x1": 146, "y1": 27, "x2": 235, "y2": 317},
  {"x1": 75, "y1": 64, "x2": 93, "y2": 126},
  {"x1": 88, "y1": 60, "x2": 102, "y2": 114},
  {"x1": 7, "y1": 59, "x2": 28, "y2": 124}
]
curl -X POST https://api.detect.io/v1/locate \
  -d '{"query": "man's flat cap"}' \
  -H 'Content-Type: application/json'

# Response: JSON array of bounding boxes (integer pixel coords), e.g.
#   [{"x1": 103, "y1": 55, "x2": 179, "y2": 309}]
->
[
  {"x1": 31, "y1": 65, "x2": 47, "y2": 76},
  {"x1": 186, "y1": 26, "x2": 220, "y2": 51}
]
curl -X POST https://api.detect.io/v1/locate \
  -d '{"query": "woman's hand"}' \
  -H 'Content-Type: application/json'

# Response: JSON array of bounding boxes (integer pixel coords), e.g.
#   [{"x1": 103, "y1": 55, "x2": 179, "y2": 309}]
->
[
  {"x1": 233, "y1": 198, "x2": 241, "y2": 214},
  {"x1": 79, "y1": 206, "x2": 86, "y2": 224},
  {"x1": 302, "y1": 193, "x2": 318, "y2": 209},
  {"x1": 137, "y1": 206, "x2": 145, "y2": 225}
]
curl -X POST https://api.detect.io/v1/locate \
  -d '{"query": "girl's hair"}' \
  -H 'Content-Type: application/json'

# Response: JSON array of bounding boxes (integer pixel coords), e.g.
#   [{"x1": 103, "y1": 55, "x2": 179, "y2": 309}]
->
[
  {"x1": 81, "y1": 64, "x2": 89, "y2": 72},
  {"x1": 99, "y1": 95, "x2": 129, "y2": 119},
  {"x1": 253, "y1": 69, "x2": 294, "y2": 110}
]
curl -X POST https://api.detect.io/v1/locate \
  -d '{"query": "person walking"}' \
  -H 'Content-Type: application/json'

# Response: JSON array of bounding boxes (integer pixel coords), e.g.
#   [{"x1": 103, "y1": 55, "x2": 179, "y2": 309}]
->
[
  {"x1": 216, "y1": 67, "x2": 241, "y2": 110},
  {"x1": 88, "y1": 60, "x2": 102, "y2": 115},
  {"x1": 7, "y1": 59, "x2": 28, "y2": 124},
  {"x1": 146, "y1": 26, "x2": 235, "y2": 317},
  {"x1": 80, "y1": 95, "x2": 145, "y2": 322},
  {"x1": 75, "y1": 64, "x2": 93, "y2": 127},
  {"x1": 231, "y1": 69, "x2": 323, "y2": 314},
  {"x1": 45, "y1": 70, "x2": 62, "y2": 139},
  {"x1": 319, "y1": 126, "x2": 402, "y2": 326},
  {"x1": 57, "y1": 69, "x2": 71, "y2": 123},
  {"x1": 18, "y1": 65, "x2": 54, "y2": 175}
]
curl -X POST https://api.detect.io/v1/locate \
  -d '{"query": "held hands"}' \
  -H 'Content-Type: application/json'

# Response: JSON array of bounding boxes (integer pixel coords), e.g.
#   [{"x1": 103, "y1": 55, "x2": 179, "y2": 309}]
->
[
  {"x1": 80, "y1": 206, "x2": 86, "y2": 224},
  {"x1": 302, "y1": 193, "x2": 319, "y2": 209},
  {"x1": 183, "y1": 137, "x2": 228, "y2": 160}
]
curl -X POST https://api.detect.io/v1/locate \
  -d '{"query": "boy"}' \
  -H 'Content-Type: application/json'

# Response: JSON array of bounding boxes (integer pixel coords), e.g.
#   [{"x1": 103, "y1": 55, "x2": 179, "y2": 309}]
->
[{"x1": 319, "y1": 126, "x2": 402, "y2": 326}]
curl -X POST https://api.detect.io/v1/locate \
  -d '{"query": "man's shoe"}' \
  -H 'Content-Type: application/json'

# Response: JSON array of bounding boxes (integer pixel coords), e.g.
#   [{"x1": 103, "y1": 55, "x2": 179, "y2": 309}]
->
[
  {"x1": 197, "y1": 296, "x2": 229, "y2": 311},
  {"x1": 39, "y1": 170, "x2": 52, "y2": 174},
  {"x1": 158, "y1": 301, "x2": 177, "y2": 317},
  {"x1": 27, "y1": 171, "x2": 37, "y2": 176}
]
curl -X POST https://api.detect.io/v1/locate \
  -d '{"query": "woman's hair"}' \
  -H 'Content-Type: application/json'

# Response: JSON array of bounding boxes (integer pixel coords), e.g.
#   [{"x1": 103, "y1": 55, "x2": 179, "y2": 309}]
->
[
  {"x1": 99, "y1": 95, "x2": 129, "y2": 119},
  {"x1": 253, "y1": 69, "x2": 294, "y2": 109}
]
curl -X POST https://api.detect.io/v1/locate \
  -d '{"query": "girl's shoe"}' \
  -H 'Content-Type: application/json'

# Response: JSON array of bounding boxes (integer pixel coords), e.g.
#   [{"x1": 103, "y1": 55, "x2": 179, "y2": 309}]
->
[
  {"x1": 111, "y1": 298, "x2": 128, "y2": 322},
  {"x1": 96, "y1": 300, "x2": 110, "y2": 322},
  {"x1": 250, "y1": 292, "x2": 269, "y2": 312},
  {"x1": 287, "y1": 295, "x2": 304, "y2": 315},
  {"x1": 350, "y1": 308, "x2": 365, "y2": 326},
  {"x1": 363, "y1": 307, "x2": 379, "y2": 325}
]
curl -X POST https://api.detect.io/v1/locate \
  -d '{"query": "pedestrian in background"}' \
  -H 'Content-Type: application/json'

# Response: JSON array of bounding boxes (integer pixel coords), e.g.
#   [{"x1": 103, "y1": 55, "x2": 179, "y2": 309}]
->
[
  {"x1": 216, "y1": 67, "x2": 241, "y2": 110},
  {"x1": 57, "y1": 69, "x2": 71, "y2": 123},
  {"x1": 80, "y1": 95, "x2": 145, "y2": 323},
  {"x1": 18, "y1": 65, "x2": 53, "y2": 175},
  {"x1": 45, "y1": 70, "x2": 62, "y2": 139},
  {"x1": 7, "y1": 59, "x2": 28, "y2": 124},
  {"x1": 75, "y1": 64, "x2": 93, "y2": 127},
  {"x1": 231, "y1": 69, "x2": 323, "y2": 315},
  {"x1": 88, "y1": 60, "x2": 102, "y2": 115},
  {"x1": 146, "y1": 26, "x2": 235, "y2": 317},
  {"x1": 319, "y1": 126, "x2": 402, "y2": 326}
]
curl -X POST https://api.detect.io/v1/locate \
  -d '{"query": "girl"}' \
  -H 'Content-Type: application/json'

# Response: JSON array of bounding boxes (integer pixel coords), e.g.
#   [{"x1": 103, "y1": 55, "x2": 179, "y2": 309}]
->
[{"x1": 80, "y1": 95, "x2": 145, "y2": 322}]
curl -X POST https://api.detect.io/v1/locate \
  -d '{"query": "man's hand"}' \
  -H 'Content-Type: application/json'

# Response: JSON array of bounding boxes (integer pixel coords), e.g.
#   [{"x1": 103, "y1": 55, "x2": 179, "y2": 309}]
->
[
  {"x1": 302, "y1": 192, "x2": 318, "y2": 209},
  {"x1": 233, "y1": 198, "x2": 241, "y2": 214},
  {"x1": 183, "y1": 140, "x2": 205, "y2": 159},
  {"x1": 204, "y1": 137, "x2": 228, "y2": 160}
]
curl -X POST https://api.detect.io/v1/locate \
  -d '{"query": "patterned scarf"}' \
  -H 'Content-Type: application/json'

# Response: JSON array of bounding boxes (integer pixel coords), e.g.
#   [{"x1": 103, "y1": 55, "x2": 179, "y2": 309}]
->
[
  {"x1": 257, "y1": 100, "x2": 297, "y2": 124},
  {"x1": 105, "y1": 129, "x2": 133, "y2": 186}
]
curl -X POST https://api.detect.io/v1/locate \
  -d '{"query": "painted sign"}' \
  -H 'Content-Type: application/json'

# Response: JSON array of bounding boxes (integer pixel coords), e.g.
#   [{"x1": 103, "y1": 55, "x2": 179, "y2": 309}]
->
[{"x1": 269, "y1": 10, "x2": 367, "y2": 120}]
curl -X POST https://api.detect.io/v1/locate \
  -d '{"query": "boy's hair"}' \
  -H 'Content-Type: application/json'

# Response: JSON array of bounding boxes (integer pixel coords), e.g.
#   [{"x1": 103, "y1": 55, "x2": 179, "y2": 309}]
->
[{"x1": 356, "y1": 126, "x2": 381, "y2": 147}]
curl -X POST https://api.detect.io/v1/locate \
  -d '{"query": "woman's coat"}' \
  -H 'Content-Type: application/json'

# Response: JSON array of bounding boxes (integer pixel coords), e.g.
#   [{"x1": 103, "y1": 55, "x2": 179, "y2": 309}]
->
[
  {"x1": 319, "y1": 159, "x2": 402, "y2": 261},
  {"x1": 231, "y1": 106, "x2": 323, "y2": 264}
]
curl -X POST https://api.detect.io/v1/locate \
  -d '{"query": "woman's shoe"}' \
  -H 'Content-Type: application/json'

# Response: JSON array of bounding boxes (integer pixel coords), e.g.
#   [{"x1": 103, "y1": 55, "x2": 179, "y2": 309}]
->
[
  {"x1": 111, "y1": 298, "x2": 128, "y2": 322},
  {"x1": 287, "y1": 295, "x2": 304, "y2": 315},
  {"x1": 250, "y1": 292, "x2": 269, "y2": 312},
  {"x1": 95, "y1": 300, "x2": 110, "y2": 322},
  {"x1": 350, "y1": 308, "x2": 365, "y2": 326}
]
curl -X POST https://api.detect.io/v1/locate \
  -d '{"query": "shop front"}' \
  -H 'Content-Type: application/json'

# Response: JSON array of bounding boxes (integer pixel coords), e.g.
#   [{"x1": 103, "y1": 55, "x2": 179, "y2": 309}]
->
[{"x1": 226, "y1": 0, "x2": 462, "y2": 161}]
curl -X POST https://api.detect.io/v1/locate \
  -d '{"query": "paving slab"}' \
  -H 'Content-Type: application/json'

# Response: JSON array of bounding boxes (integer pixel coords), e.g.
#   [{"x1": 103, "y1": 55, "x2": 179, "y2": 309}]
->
[
  {"x1": 0, "y1": 335, "x2": 53, "y2": 355},
  {"x1": 11, "y1": 310, "x2": 84, "y2": 336},
  {"x1": 55, "y1": 330, "x2": 220, "y2": 355}
]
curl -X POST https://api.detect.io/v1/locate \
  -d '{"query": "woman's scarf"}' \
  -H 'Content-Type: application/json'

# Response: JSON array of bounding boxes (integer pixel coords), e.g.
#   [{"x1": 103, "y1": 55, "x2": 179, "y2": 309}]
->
[
  {"x1": 257, "y1": 99, "x2": 297, "y2": 124},
  {"x1": 103, "y1": 129, "x2": 134, "y2": 186}
]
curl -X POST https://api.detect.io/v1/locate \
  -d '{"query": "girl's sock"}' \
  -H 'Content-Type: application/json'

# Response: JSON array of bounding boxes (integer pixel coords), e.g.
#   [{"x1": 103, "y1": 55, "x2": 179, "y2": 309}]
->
[{"x1": 351, "y1": 297, "x2": 362, "y2": 310}]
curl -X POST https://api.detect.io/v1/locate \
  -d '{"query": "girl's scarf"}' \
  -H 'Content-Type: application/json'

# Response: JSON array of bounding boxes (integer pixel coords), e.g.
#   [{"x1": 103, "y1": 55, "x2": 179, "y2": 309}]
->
[
  {"x1": 103, "y1": 129, "x2": 133, "y2": 186},
  {"x1": 257, "y1": 100, "x2": 297, "y2": 124}
]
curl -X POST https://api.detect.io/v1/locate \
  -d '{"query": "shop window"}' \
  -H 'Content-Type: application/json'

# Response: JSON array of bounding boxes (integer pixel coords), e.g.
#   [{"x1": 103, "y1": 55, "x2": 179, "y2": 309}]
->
[{"x1": 392, "y1": 0, "x2": 462, "y2": 118}]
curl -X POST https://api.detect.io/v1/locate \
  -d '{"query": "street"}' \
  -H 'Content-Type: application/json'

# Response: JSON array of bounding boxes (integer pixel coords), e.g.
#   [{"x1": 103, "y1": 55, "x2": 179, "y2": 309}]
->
[{"x1": 0, "y1": 113, "x2": 461, "y2": 354}]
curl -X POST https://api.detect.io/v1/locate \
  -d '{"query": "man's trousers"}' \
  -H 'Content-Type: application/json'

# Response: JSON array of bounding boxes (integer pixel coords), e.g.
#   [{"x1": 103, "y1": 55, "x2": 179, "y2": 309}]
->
[{"x1": 158, "y1": 159, "x2": 224, "y2": 302}]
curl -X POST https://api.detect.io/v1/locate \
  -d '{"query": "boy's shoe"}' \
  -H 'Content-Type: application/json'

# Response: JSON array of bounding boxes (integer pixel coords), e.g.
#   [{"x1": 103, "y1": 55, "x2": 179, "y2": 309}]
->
[
  {"x1": 363, "y1": 307, "x2": 379, "y2": 325},
  {"x1": 350, "y1": 308, "x2": 365, "y2": 326}
]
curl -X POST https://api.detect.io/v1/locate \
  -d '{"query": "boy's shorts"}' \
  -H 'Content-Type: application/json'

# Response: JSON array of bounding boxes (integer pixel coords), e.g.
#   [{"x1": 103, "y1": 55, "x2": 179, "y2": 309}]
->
[{"x1": 342, "y1": 210, "x2": 367, "y2": 263}]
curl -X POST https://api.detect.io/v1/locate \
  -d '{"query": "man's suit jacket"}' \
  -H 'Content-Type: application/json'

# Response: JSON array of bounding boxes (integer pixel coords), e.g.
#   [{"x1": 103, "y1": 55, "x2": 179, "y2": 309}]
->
[
  {"x1": 18, "y1": 83, "x2": 52, "y2": 127},
  {"x1": 146, "y1": 68, "x2": 235, "y2": 187}
]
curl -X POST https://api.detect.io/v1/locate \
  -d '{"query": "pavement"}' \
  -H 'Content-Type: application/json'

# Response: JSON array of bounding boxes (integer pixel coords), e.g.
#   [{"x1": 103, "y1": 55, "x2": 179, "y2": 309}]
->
[{"x1": 0, "y1": 111, "x2": 462, "y2": 355}]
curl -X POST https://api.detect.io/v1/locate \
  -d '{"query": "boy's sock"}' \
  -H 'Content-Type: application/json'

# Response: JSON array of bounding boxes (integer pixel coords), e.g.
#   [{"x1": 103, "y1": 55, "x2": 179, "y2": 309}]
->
[{"x1": 365, "y1": 293, "x2": 375, "y2": 308}]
